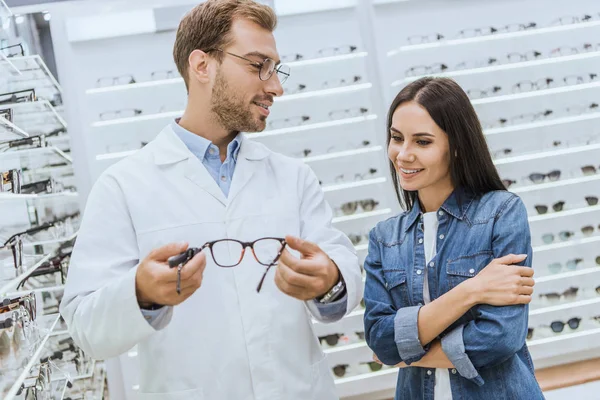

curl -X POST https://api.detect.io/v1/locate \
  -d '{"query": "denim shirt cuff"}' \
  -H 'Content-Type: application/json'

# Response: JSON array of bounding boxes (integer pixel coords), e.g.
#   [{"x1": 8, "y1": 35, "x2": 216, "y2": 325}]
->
[
  {"x1": 394, "y1": 305, "x2": 427, "y2": 364},
  {"x1": 441, "y1": 324, "x2": 484, "y2": 386}
]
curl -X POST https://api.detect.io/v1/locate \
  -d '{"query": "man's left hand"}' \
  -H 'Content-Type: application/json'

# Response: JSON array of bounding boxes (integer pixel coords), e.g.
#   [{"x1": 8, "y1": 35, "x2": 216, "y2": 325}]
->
[{"x1": 274, "y1": 235, "x2": 340, "y2": 301}]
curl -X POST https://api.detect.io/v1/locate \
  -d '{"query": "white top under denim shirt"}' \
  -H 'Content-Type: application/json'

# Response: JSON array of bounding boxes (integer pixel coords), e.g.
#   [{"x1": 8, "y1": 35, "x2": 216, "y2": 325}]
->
[
  {"x1": 422, "y1": 211, "x2": 452, "y2": 400},
  {"x1": 141, "y1": 120, "x2": 348, "y2": 324},
  {"x1": 363, "y1": 188, "x2": 544, "y2": 400}
]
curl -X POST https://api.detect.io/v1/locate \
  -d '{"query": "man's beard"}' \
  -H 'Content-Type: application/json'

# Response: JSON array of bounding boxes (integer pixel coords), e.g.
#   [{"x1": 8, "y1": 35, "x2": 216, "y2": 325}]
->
[{"x1": 210, "y1": 70, "x2": 266, "y2": 133}]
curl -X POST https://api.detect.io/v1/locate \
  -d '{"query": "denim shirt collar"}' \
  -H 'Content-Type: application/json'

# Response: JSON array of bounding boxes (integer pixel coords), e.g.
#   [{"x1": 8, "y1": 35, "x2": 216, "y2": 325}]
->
[{"x1": 404, "y1": 187, "x2": 476, "y2": 232}]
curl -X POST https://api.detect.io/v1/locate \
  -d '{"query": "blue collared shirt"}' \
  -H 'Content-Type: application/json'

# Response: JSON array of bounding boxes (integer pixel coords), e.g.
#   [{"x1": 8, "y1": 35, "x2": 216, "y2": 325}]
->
[
  {"x1": 142, "y1": 121, "x2": 347, "y2": 324},
  {"x1": 171, "y1": 120, "x2": 241, "y2": 197}
]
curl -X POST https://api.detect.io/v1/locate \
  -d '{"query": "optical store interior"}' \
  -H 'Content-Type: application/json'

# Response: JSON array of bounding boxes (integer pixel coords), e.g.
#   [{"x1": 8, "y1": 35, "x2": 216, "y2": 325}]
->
[{"x1": 2, "y1": 0, "x2": 600, "y2": 399}]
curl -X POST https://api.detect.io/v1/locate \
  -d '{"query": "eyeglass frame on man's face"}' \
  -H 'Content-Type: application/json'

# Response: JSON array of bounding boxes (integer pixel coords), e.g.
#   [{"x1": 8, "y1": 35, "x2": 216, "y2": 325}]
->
[
  {"x1": 206, "y1": 48, "x2": 290, "y2": 84},
  {"x1": 168, "y1": 237, "x2": 287, "y2": 294}
]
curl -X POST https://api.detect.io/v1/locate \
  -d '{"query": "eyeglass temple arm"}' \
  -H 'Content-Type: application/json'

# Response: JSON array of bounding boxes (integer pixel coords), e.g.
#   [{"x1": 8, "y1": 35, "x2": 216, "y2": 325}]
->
[{"x1": 256, "y1": 242, "x2": 287, "y2": 293}]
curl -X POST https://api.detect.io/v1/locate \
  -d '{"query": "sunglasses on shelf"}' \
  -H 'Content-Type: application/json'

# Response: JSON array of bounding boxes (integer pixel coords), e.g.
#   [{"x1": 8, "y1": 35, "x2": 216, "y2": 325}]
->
[
  {"x1": 547, "y1": 258, "x2": 583, "y2": 273},
  {"x1": 0, "y1": 88, "x2": 36, "y2": 105},
  {"x1": 539, "y1": 287, "x2": 579, "y2": 301}
]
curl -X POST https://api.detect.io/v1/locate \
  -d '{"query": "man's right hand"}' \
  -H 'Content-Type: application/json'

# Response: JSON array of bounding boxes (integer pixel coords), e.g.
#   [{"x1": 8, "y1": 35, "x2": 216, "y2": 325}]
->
[
  {"x1": 465, "y1": 254, "x2": 535, "y2": 306},
  {"x1": 135, "y1": 242, "x2": 206, "y2": 308}
]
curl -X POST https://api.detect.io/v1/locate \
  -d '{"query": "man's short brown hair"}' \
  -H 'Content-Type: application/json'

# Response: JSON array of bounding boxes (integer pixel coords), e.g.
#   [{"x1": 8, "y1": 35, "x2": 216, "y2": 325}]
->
[{"x1": 173, "y1": 0, "x2": 277, "y2": 91}]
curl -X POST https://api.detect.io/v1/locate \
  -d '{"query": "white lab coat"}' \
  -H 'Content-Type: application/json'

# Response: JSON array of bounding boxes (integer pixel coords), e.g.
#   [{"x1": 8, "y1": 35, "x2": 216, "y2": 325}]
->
[{"x1": 60, "y1": 125, "x2": 363, "y2": 400}]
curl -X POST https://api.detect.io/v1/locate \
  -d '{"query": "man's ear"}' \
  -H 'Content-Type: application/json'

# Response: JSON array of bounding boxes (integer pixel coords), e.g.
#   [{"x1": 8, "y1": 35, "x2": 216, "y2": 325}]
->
[{"x1": 188, "y1": 49, "x2": 212, "y2": 84}]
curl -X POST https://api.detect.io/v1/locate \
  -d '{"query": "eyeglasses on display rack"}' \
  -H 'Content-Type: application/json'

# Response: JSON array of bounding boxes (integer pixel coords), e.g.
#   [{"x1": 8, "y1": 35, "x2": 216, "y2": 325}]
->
[
  {"x1": 405, "y1": 63, "x2": 448, "y2": 77},
  {"x1": 338, "y1": 199, "x2": 379, "y2": 216},
  {"x1": 95, "y1": 69, "x2": 178, "y2": 87},
  {"x1": 541, "y1": 231, "x2": 575, "y2": 244},
  {"x1": 285, "y1": 75, "x2": 363, "y2": 94},
  {"x1": 534, "y1": 197, "x2": 598, "y2": 215},
  {"x1": 0, "y1": 107, "x2": 13, "y2": 122},
  {"x1": 207, "y1": 49, "x2": 290, "y2": 84},
  {"x1": 0, "y1": 128, "x2": 66, "y2": 152},
  {"x1": 331, "y1": 168, "x2": 379, "y2": 185},
  {"x1": 407, "y1": 33, "x2": 444, "y2": 45},
  {"x1": 551, "y1": 14, "x2": 593, "y2": 25},
  {"x1": 328, "y1": 107, "x2": 368, "y2": 120},
  {"x1": 281, "y1": 45, "x2": 358, "y2": 63},
  {"x1": 318, "y1": 333, "x2": 343, "y2": 346},
  {"x1": 361, "y1": 361, "x2": 383, "y2": 372},
  {"x1": 539, "y1": 287, "x2": 579, "y2": 301},
  {"x1": 332, "y1": 364, "x2": 349, "y2": 378},
  {"x1": 167, "y1": 237, "x2": 287, "y2": 293},
  {"x1": 582, "y1": 165, "x2": 600, "y2": 175},
  {"x1": 0, "y1": 43, "x2": 24, "y2": 58},
  {"x1": 547, "y1": 258, "x2": 584, "y2": 273},
  {"x1": 0, "y1": 89, "x2": 36, "y2": 105},
  {"x1": 291, "y1": 139, "x2": 372, "y2": 159},
  {"x1": 98, "y1": 108, "x2": 142, "y2": 121},
  {"x1": 348, "y1": 232, "x2": 368, "y2": 246},
  {"x1": 466, "y1": 85, "x2": 502, "y2": 99},
  {"x1": 534, "y1": 201, "x2": 565, "y2": 215},
  {"x1": 267, "y1": 115, "x2": 310, "y2": 130},
  {"x1": 1, "y1": 169, "x2": 21, "y2": 193}
]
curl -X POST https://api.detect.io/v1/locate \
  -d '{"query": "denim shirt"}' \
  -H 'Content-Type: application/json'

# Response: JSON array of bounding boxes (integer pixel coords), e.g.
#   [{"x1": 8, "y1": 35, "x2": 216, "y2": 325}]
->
[{"x1": 363, "y1": 188, "x2": 544, "y2": 400}]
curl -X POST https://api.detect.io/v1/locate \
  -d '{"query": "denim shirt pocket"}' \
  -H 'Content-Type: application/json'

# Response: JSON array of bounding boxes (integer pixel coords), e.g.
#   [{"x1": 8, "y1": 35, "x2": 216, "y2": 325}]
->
[
  {"x1": 381, "y1": 269, "x2": 410, "y2": 309},
  {"x1": 445, "y1": 251, "x2": 494, "y2": 290}
]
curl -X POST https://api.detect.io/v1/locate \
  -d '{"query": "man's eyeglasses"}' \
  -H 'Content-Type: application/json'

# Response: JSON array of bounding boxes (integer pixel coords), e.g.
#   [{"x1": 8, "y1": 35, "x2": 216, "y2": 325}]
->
[
  {"x1": 168, "y1": 237, "x2": 287, "y2": 293},
  {"x1": 208, "y1": 49, "x2": 290, "y2": 84}
]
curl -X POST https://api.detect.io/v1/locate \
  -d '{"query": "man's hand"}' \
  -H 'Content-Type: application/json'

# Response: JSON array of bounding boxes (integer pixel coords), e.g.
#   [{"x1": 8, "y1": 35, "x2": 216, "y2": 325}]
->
[
  {"x1": 373, "y1": 353, "x2": 407, "y2": 368},
  {"x1": 135, "y1": 242, "x2": 206, "y2": 308},
  {"x1": 464, "y1": 254, "x2": 535, "y2": 306},
  {"x1": 274, "y1": 235, "x2": 340, "y2": 301}
]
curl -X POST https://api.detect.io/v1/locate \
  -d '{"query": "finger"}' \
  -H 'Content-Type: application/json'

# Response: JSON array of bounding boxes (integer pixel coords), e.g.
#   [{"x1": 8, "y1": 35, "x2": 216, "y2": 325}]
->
[
  {"x1": 179, "y1": 262, "x2": 205, "y2": 291},
  {"x1": 520, "y1": 277, "x2": 535, "y2": 287},
  {"x1": 178, "y1": 252, "x2": 207, "y2": 281},
  {"x1": 284, "y1": 235, "x2": 321, "y2": 257},
  {"x1": 495, "y1": 253, "x2": 527, "y2": 265},
  {"x1": 149, "y1": 242, "x2": 189, "y2": 262},
  {"x1": 277, "y1": 260, "x2": 317, "y2": 288},
  {"x1": 278, "y1": 248, "x2": 301, "y2": 269},
  {"x1": 516, "y1": 294, "x2": 532, "y2": 304},
  {"x1": 274, "y1": 266, "x2": 315, "y2": 299},
  {"x1": 518, "y1": 286, "x2": 534, "y2": 296},
  {"x1": 517, "y1": 266, "x2": 534, "y2": 277}
]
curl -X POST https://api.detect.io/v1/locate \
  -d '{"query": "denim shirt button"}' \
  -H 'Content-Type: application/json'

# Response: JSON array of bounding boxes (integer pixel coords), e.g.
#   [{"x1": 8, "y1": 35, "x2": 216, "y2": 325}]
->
[
  {"x1": 416, "y1": 270, "x2": 422, "y2": 275},
  {"x1": 418, "y1": 238, "x2": 423, "y2": 244},
  {"x1": 427, "y1": 370, "x2": 432, "y2": 376},
  {"x1": 438, "y1": 211, "x2": 444, "y2": 216},
  {"x1": 452, "y1": 369, "x2": 457, "y2": 374},
  {"x1": 429, "y1": 262, "x2": 434, "y2": 267},
  {"x1": 469, "y1": 268, "x2": 475, "y2": 274},
  {"x1": 439, "y1": 234, "x2": 445, "y2": 240}
]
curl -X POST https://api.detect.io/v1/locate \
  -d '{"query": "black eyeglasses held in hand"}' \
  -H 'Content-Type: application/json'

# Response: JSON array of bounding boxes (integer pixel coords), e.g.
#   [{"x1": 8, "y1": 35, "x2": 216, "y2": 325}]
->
[{"x1": 168, "y1": 237, "x2": 287, "y2": 294}]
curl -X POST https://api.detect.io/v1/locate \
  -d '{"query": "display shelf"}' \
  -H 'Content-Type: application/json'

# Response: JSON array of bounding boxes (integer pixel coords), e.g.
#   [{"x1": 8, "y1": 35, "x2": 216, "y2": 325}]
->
[
  {"x1": 0, "y1": 145, "x2": 73, "y2": 165},
  {"x1": 0, "y1": 55, "x2": 63, "y2": 103},
  {"x1": 397, "y1": 50, "x2": 600, "y2": 85},
  {"x1": 0, "y1": 191, "x2": 79, "y2": 203},
  {"x1": 2, "y1": 314, "x2": 62, "y2": 400},
  {"x1": 0, "y1": 115, "x2": 29, "y2": 141},
  {"x1": 251, "y1": 114, "x2": 377, "y2": 138},
  {"x1": 322, "y1": 177, "x2": 387, "y2": 193},
  {"x1": 335, "y1": 367, "x2": 399, "y2": 399},
  {"x1": 485, "y1": 112, "x2": 600, "y2": 136},
  {"x1": 528, "y1": 204, "x2": 600, "y2": 223},
  {"x1": 0, "y1": 231, "x2": 77, "y2": 296},
  {"x1": 494, "y1": 143, "x2": 600, "y2": 166},
  {"x1": 512, "y1": 174, "x2": 600, "y2": 194},
  {"x1": 472, "y1": 81, "x2": 600, "y2": 106},
  {"x1": 278, "y1": 83, "x2": 372, "y2": 103},
  {"x1": 0, "y1": 100, "x2": 67, "y2": 135},
  {"x1": 388, "y1": 20, "x2": 600, "y2": 55},
  {"x1": 332, "y1": 208, "x2": 392, "y2": 224},
  {"x1": 304, "y1": 146, "x2": 383, "y2": 163}
]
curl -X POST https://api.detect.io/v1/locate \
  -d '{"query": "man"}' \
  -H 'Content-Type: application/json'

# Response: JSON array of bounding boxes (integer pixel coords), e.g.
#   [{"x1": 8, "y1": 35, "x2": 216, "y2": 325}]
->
[{"x1": 59, "y1": 1, "x2": 362, "y2": 399}]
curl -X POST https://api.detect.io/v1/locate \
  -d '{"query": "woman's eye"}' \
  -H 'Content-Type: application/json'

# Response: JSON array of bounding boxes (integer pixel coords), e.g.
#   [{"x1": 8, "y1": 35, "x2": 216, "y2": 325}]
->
[
  {"x1": 417, "y1": 140, "x2": 431, "y2": 146},
  {"x1": 391, "y1": 135, "x2": 403, "y2": 142}
]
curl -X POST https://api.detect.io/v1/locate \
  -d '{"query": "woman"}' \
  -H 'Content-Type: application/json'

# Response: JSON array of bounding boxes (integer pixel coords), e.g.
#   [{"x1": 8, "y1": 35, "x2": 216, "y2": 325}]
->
[{"x1": 363, "y1": 77, "x2": 544, "y2": 399}]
